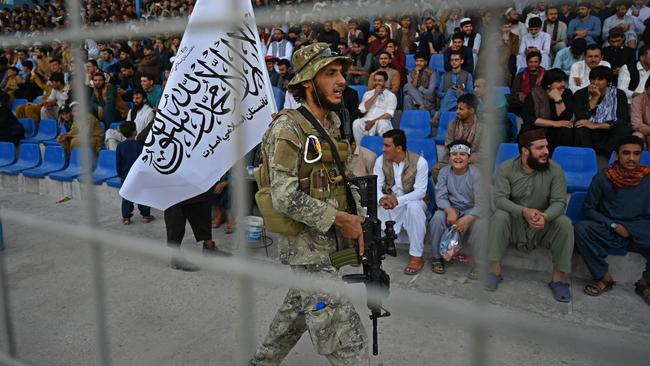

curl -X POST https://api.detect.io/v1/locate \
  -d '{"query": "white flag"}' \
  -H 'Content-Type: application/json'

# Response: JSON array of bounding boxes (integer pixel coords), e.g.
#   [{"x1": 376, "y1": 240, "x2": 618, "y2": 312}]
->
[{"x1": 120, "y1": 0, "x2": 276, "y2": 210}]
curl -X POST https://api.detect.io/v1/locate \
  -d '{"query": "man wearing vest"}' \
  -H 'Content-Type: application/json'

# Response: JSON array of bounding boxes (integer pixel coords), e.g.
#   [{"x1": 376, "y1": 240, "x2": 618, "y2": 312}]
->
[
  {"x1": 266, "y1": 27, "x2": 293, "y2": 62},
  {"x1": 437, "y1": 51, "x2": 474, "y2": 113},
  {"x1": 403, "y1": 52, "x2": 437, "y2": 112},
  {"x1": 459, "y1": 18, "x2": 481, "y2": 68},
  {"x1": 617, "y1": 45, "x2": 650, "y2": 104},
  {"x1": 373, "y1": 129, "x2": 429, "y2": 275},
  {"x1": 251, "y1": 43, "x2": 368, "y2": 365},
  {"x1": 544, "y1": 5, "x2": 568, "y2": 56}
]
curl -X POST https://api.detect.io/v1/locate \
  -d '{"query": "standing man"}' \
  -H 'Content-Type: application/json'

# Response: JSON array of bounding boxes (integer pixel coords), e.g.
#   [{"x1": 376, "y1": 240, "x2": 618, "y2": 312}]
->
[
  {"x1": 353, "y1": 71, "x2": 397, "y2": 144},
  {"x1": 575, "y1": 136, "x2": 650, "y2": 305},
  {"x1": 251, "y1": 42, "x2": 368, "y2": 365},
  {"x1": 373, "y1": 129, "x2": 429, "y2": 275},
  {"x1": 487, "y1": 129, "x2": 574, "y2": 302}
]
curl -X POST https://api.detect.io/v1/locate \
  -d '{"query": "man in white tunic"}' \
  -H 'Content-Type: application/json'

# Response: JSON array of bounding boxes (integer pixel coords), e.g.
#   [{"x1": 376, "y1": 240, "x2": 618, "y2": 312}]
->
[
  {"x1": 517, "y1": 17, "x2": 552, "y2": 70},
  {"x1": 352, "y1": 71, "x2": 396, "y2": 144},
  {"x1": 373, "y1": 129, "x2": 429, "y2": 275}
]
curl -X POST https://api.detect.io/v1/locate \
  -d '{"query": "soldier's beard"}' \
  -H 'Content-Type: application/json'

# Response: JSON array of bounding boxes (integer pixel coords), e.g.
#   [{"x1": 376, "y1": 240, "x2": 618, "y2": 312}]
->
[{"x1": 311, "y1": 86, "x2": 342, "y2": 111}]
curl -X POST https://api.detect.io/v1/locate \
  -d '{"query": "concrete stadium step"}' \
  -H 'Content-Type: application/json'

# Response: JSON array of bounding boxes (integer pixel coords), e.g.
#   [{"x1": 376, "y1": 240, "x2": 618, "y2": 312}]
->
[{"x1": 1, "y1": 173, "x2": 644, "y2": 284}]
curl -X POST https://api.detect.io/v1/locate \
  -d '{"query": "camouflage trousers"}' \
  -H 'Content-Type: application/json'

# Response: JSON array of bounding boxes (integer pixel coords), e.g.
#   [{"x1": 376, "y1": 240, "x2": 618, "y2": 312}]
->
[{"x1": 251, "y1": 266, "x2": 369, "y2": 366}]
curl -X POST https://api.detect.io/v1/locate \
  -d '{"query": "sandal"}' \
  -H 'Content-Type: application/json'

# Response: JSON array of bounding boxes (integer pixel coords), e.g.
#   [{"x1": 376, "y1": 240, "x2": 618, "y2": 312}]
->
[
  {"x1": 122, "y1": 218, "x2": 131, "y2": 225},
  {"x1": 634, "y1": 281, "x2": 650, "y2": 305},
  {"x1": 549, "y1": 281, "x2": 572, "y2": 303},
  {"x1": 225, "y1": 216, "x2": 234, "y2": 234},
  {"x1": 431, "y1": 259, "x2": 445, "y2": 274},
  {"x1": 142, "y1": 215, "x2": 155, "y2": 223},
  {"x1": 404, "y1": 256, "x2": 424, "y2": 275},
  {"x1": 584, "y1": 279, "x2": 616, "y2": 297},
  {"x1": 485, "y1": 272, "x2": 503, "y2": 291}
]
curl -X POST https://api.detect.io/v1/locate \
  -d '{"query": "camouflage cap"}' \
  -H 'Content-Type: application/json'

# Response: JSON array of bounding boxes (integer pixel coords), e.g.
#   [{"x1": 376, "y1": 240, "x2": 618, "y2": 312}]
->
[{"x1": 288, "y1": 42, "x2": 352, "y2": 86}]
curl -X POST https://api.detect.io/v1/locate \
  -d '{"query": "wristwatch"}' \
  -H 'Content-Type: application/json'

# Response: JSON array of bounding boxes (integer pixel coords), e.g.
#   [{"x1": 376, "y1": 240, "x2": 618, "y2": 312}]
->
[
  {"x1": 554, "y1": 99, "x2": 563, "y2": 104},
  {"x1": 610, "y1": 222, "x2": 619, "y2": 230}
]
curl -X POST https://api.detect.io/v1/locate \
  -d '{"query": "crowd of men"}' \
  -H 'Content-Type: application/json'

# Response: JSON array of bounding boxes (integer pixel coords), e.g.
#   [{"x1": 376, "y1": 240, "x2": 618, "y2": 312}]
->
[{"x1": 257, "y1": 0, "x2": 650, "y2": 307}]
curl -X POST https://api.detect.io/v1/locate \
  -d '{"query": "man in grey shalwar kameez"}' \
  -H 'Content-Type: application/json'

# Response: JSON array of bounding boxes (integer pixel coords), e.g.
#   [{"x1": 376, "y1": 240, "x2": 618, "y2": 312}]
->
[{"x1": 429, "y1": 140, "x2": 485, "y2": 275}]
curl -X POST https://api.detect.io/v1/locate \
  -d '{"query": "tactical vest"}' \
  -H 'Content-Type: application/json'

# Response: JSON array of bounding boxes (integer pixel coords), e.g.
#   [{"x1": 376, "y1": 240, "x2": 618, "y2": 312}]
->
[
  {"x1": 255, "y1": 108, "x2": 350, "y2": 236},
  {"x1": 381, "y1": 151, "x2": 420, "y2": 195}
]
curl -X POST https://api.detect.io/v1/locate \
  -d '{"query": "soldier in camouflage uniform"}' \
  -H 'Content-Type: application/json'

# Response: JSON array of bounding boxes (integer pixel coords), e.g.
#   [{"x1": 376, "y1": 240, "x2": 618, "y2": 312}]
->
[{"x1": 251, "y1": 43, "x2": 369, "y2": 365}]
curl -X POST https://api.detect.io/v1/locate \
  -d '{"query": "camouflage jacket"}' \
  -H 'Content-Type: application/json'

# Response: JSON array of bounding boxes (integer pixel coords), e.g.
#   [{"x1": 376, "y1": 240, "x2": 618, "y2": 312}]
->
[{"x1": 261, "y1": 103, "x2": 361, "y2": 266}]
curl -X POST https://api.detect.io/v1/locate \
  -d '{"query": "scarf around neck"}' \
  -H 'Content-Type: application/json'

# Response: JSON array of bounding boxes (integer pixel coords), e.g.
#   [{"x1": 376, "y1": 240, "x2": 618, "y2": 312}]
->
[
  {"x1": 521, "y1": 67, "x2": 545, "y2": 95},
  {"x1": 590, "y1": 86, "x2": 618, "y2": 124},
  {"x1": 606, "y1": 161, "x2": 650, "y2": 188}
]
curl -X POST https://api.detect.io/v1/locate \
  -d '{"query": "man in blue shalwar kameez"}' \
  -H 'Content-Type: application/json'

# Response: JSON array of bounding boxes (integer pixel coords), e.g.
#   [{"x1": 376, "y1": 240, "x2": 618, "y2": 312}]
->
[{"x1": 575, "y1": 135, "x2": 650, "y2": 305}]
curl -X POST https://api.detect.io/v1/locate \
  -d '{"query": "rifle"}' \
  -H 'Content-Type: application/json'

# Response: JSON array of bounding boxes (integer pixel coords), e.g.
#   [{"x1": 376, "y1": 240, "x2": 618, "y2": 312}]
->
[{"x1": 342, "y1": 175, "x2": 397, "y2": 356}]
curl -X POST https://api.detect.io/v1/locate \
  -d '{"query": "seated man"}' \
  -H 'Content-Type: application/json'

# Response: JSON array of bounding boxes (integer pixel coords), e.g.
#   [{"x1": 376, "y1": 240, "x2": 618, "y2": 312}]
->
[
  {"x1": 436, "y1": 51, "x2": 473, "y2": 113},
  {"x1": 350, "y1": 138, "x2": 377, "y2": 177},
  {"x1": 57, "y1": 102, "x2": 104, "y2": 155},
  {"x1": 631, "y1": 78, "x2": 650, "y2": 148},
  {"x1": 552, "y1": 37, "x2": 586, "y2": 77},
  {"x1": 516, "y1": 17, "x2": 552, "y2": 70},
  {"x1": 509, "y1": 51, "x2": 545, "y2": 113},
  {"x1": 568, "y1": 44, "x2": 611, "y2": 93},
  {"x1": 575, "y1": 135, "x2": 650, "y2": 305},
  {"x1": 521, "y1": 68, "x2": 576, "y2": 153},
  {"x1": 443, "y1": 32, "x2": 474, "y2": 74},
  {"x1": 352, "y1": 71, "x2": 396, "y2": 144},
  {"x1": 431, "y1": 93, "x2": 481, "y2": 181},
  {"x1": 367, "y1": 52, "x2": 401, "y2": 96},
  {"x1": 403, "y1": 52, "x2": 436, "y2": 112},
  {"x1": 373, "y1": 129, "x2": 428, "y2": 275},
  {"x1": 488, "y1": 129, "x2": 574, "y2": 302},
  {"x1": 574, "y1": 66, "x2": 631, "y2": 157},
  {"x1": 429, "y1": 140, "x2": 485, "y2": 275}
]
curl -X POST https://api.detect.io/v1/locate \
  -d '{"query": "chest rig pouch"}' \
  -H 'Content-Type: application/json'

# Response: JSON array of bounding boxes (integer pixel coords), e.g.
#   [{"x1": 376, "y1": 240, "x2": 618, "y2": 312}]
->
[{"x1": 255, "y1": 107, "x2": 351, "y2": 236}]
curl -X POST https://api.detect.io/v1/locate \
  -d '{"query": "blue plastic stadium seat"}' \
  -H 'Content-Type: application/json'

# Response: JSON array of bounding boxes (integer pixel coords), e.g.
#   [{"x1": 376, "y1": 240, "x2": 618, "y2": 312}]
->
[
  {"x1": 0, "y1": 142, "x2": 17, "y2": 167},
  {"x1": 272, "y1": 86, "x2": 284, "y2": 110},
  {"x1": 400, "y1": 110, "x2": 431, "y2": 139},
  {"x1": 33, "y1": 95, "x2": 44, "y2": 104},
  {"x1": 552, "y1": 146, "x2": 598, "y2": 192},
  {"x1": 105, "y1": 176, "x2": 123, "y2": 188},
  {"x1": 0, "y1": 143, "x2": 41, "y2": 175},
  {"x1": 22, "y1": 146, "x2": 67, "y2": 178},
  {"x1": 498, "y1": 86, "x2": 511, "y2": 95},
  {"x1": 609, "y1": 150, "x2": 650, "y2": 166},
  {"x1": 408, "y1": 138, "x2": 438, "y2": 169},
  {"x1": 349, "y1": 85, "x2": 368, "y2": 100},
  {"x1": 90, "y1": 150, "x2": 117, "y2": 184},
  {"x1": 566, "y1": 192, "x2": 587, "y2": 222},
  {"x1": 12, "y1": 98, "x2": 28, "y2": 113},
  {"x1": 48, "y1": 148, "x2": 85, "y2": 181},
  {"x1": 493, "y1": 143, "x2": 520, "y2": 177},
  {"x1": 360, "y1": 135, "x2": 383, "y2": 156},
  {"x1": 22, "y1": 119, "x2": 58, "y2": 144},
  {"x1": 429, "y1": 54, "x2": 444, "y2": 72},
  {"x1": 405, "y1": 54, "x2": 416, "y2": 73},
  {"x1": 109, "y1": 122, "x2": 124, "y2": 130},
  {"x1": 434, "y1": 111, "x2": 456, "y2": 145},
  {"x1": 506, "y1": 113, "x2": 518, "y2": 142},
  {"x1": 18, "y1": 118, "x2": 36, "y2": 138}
]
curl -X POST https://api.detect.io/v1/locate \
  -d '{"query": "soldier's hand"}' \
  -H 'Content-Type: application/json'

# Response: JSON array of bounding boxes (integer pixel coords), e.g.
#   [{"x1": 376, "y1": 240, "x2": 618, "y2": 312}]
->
[{"x1": 334, "y1": 211, "x2": 365, "y2": 256}]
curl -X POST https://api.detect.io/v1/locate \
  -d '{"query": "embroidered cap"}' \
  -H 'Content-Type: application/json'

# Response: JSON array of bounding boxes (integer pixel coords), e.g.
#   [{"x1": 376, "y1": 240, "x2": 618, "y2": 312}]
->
[{"x1": 288, "y1": 42, "x2": 352, "y2": 86}]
